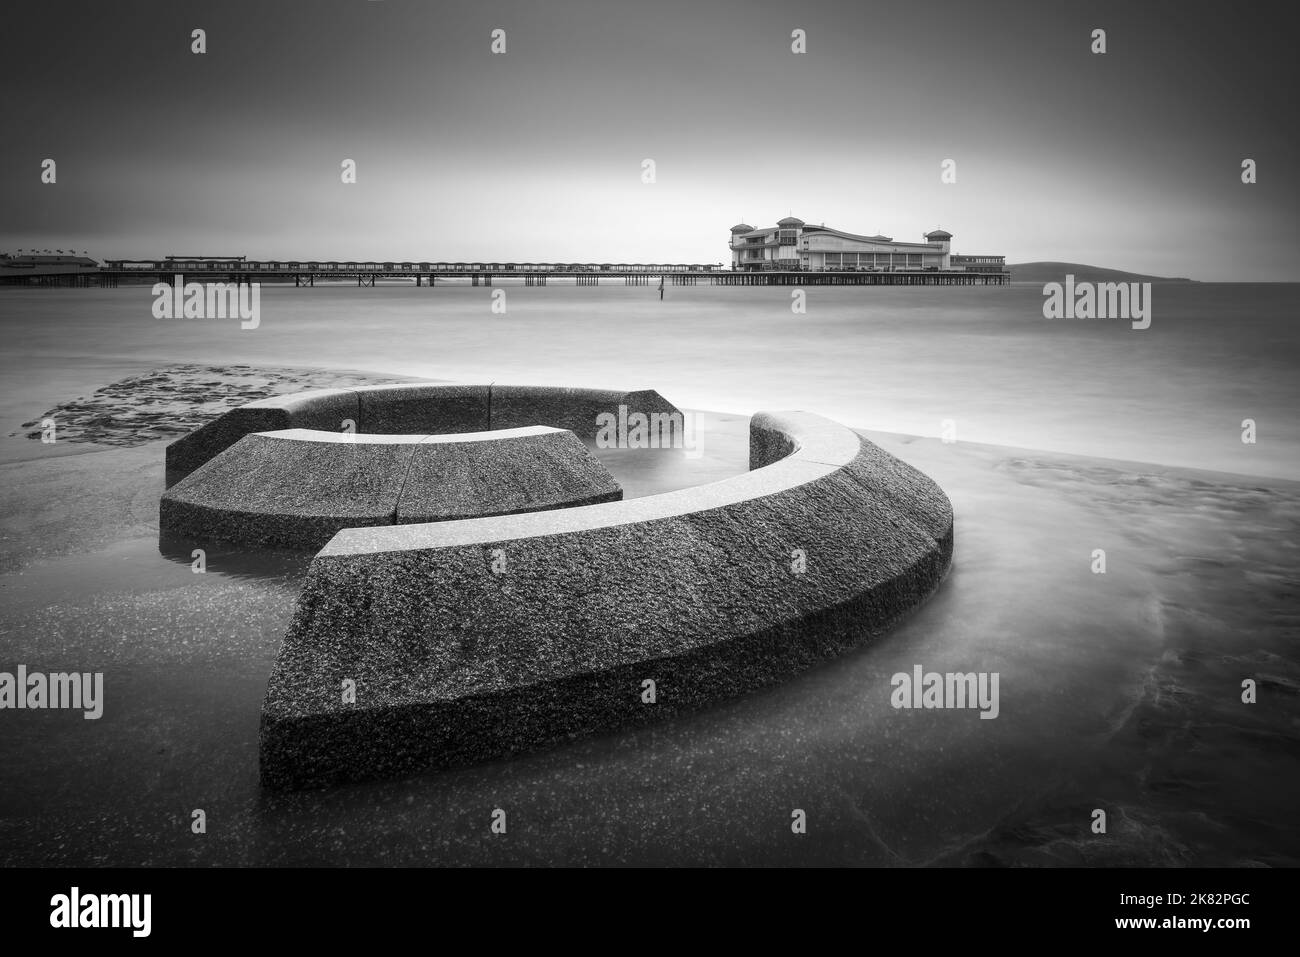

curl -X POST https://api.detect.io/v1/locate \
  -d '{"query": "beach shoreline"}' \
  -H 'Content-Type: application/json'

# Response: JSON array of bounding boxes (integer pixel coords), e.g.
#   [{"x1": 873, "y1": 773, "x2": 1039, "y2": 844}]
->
[{"x1": 0, "y1": 363, "x2": 1295, "y2": 866}]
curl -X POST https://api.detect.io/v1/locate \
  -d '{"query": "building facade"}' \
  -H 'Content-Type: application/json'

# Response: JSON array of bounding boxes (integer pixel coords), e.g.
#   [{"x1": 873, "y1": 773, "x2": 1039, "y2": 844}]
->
[
  {"x1": 0, "y1": 252, "x2": 100, "y2": 278},
  {"x1": 728, "y1": 217, "x2": 1004, "y2": 273},
  {"x1": 948, "y1": 254, "x2": 1006, "y2": 274}
]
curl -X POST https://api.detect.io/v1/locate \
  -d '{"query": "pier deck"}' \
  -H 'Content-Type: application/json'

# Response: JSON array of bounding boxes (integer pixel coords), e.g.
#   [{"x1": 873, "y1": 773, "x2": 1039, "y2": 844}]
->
[{"x1": 4, "y1": 264, "x2": 1009, "y2": 288}]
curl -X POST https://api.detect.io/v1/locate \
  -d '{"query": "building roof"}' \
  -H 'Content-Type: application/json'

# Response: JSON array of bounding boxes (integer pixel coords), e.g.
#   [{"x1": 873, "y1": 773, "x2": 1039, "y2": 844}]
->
[
  {"x1": 729, "y1": 223, "x2": 753, "y2": 233},
  {"x1": 777, "y1": 216, "x2": 805, "y2": 227},
  {"x1": 924, "y1": 229, "x2": 953, "y2": 239},
  {"x1": 801, "y1": 225, "x2": 895, "y2": 243},
  {"x1": 0, "y1": 253, "x2": 100, "y2": 266}
]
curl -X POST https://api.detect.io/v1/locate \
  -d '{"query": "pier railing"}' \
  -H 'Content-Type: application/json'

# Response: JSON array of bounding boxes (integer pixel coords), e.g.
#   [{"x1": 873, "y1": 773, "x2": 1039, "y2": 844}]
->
[{"x1": 4, "y1": 261, "x2": 1010, "y2": 287}]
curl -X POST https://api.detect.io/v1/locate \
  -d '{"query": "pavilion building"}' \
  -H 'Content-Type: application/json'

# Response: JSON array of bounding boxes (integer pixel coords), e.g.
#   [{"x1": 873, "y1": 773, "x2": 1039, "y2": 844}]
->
[{"x1": 728, "y1": 217, "x2": 1004, "y2": 273}]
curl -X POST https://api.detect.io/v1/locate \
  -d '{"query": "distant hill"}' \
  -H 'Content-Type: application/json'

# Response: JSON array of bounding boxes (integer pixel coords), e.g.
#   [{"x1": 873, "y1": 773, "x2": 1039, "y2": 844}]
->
[{"x1": 1008, "y1": 262, "x2": 1197, "y2": 284}]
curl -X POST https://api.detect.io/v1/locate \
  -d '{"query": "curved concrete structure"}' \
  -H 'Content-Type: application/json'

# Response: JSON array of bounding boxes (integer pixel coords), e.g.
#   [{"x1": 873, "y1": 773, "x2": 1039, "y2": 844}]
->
[
  {"x1": 165, "y1": 383, "x2": 680, "y2": 486},
  {"x1": 259, "y1": 410, "x2": 954, "y2": 789},
  {"x1": 160, "y1": 425, "x2": 621, "y2": 549}
]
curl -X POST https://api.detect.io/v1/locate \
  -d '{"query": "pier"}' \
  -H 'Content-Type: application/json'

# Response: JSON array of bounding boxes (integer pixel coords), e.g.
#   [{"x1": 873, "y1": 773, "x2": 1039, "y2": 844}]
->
[{"x1": 3, "y1": 257, "x2": 1010, "y2": 287}]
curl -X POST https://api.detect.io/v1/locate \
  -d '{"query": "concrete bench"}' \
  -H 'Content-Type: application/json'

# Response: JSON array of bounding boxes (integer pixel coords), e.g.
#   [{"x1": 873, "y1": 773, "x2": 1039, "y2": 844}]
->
[
  {"x1": 164, "y1": 383, "x2": 679, "y2": 486},
  {"x1": 259, "y1": 410, "x2": 954, "y2": 789},
  {"x1": 160, "y1": 425, "x2": 622, "y2": 550}
]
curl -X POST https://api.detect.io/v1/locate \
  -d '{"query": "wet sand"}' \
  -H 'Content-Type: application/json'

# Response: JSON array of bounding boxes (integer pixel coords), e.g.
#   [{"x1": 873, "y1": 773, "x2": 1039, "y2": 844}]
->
[{"x1": 0, "y1": 365, "x2": 1295, "y2": 866}]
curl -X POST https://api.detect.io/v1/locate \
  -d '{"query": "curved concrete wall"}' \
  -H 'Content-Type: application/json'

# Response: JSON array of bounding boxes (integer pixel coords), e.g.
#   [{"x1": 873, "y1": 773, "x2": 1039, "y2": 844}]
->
[
  {"x1": 165, "y1": 387, "x2": 362, "y2": 488},
  {"x1": 165, "y1": 384, "x2": 679, "y2": 486},
  {"x1": 160, "y1": 426, "x2": 621, "y2": 550},
  {"x1": 259, "y1": 410, "x2": 954, "y2": 789}
]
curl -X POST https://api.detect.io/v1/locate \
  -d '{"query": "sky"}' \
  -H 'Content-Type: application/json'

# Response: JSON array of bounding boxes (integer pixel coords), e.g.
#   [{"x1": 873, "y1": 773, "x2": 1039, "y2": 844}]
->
[{"x1": 1, "y1": 0, "x2": 1297, "y2": 280}]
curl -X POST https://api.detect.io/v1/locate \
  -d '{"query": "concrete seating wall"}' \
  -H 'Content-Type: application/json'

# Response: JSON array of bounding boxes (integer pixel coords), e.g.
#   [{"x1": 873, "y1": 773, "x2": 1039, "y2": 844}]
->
[
  {"x1": 259, "y1": 410, "x2": 955, "y2": 789},
  {"x1": 160, "y1": 426, "x2": 622, "y2": 550},
  {"x1": 164, "y1": 384, "x2": 679, "y2": 485}
]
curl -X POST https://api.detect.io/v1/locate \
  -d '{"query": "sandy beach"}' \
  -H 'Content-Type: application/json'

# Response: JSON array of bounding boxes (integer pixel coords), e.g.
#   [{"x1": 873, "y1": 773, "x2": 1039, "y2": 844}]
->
[{"x1": 0, "y1": 362, "x2": 1295, "y2": 866}]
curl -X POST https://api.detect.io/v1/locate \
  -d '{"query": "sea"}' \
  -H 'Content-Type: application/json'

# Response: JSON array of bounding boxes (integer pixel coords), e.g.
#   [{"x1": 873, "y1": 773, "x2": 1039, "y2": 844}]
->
[{"x1": 1, "y1": 279, "x2": 1297, "y2": 479}]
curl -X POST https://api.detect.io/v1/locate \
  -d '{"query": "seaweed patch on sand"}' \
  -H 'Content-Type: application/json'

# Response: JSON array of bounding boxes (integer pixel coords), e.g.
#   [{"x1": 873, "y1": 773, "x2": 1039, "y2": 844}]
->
[{"x1": 13, "y1": 364, "x2": 421, "y2": 447}]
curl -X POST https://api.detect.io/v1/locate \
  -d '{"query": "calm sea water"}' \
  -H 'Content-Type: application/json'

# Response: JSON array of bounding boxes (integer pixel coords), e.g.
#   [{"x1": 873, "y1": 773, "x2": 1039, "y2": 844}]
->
[{"x1": 1, "y1": 280, "x2": 1297, "y2": 478}]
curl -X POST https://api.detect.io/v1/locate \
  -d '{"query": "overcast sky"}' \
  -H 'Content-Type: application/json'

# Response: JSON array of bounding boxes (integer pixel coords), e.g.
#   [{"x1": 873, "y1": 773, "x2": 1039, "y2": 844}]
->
[{"x1": 2, "y1": 0, "x2": 1296, "y2": 279}]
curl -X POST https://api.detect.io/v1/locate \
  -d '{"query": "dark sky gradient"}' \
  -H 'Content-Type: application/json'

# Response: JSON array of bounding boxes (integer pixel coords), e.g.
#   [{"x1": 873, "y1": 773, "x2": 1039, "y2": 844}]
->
[{"x1": 2, "y1": 0, "x2": 1296, "y2": 279}]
